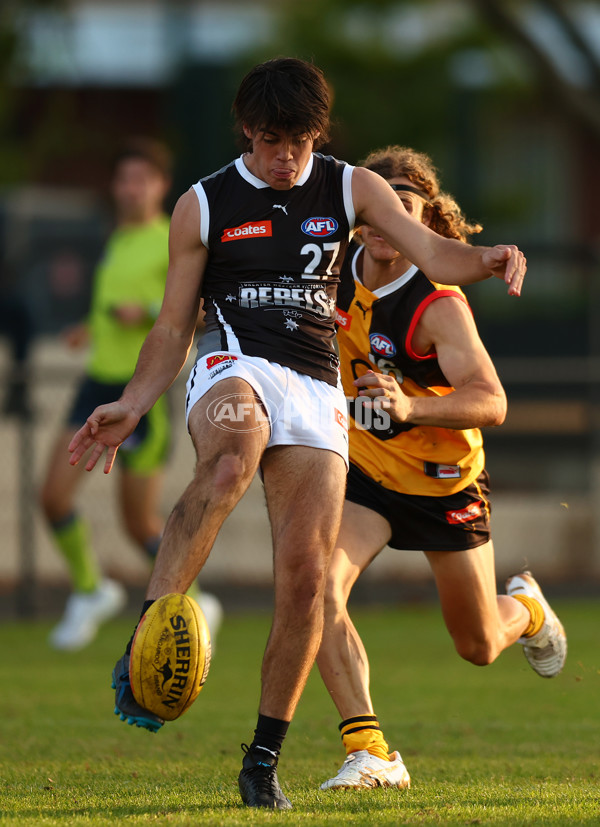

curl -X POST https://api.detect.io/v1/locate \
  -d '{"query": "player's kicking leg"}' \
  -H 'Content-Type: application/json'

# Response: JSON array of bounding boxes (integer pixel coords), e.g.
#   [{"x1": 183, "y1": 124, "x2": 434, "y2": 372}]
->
[
  {"x1": 316, "y1": 500, "x2": 411, "y2": 791},
  {"x1": 119, "y1": 469, "x2": 224, "y2": 647},
  {"x1": 112, "y1": 378, "x2": 269, "y2": 732}
]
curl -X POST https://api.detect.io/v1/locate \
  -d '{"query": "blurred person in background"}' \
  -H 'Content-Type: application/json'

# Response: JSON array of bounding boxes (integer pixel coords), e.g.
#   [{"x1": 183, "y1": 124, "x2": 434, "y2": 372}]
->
[
  {"x1": 316, "y1": 146, "x2": 566, "y2": 791},
  {"x1": 40, "y1": 137, "x2": 222, "y2": 651},
  {"x1": 68, "y1": 59, "x2": 525, "y2": 811}
]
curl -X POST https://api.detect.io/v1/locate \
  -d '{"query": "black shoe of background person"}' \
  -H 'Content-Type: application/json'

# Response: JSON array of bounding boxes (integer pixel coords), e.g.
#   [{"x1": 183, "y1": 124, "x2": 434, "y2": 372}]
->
[{"x1": 238, "y1": 743, "x2": 292, "y2": 809}]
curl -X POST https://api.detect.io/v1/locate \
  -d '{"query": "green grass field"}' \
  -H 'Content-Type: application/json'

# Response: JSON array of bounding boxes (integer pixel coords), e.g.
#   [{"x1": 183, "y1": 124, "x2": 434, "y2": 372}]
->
[{"x1": 1, "y1": 598, "x2": 599, "y2": 826}]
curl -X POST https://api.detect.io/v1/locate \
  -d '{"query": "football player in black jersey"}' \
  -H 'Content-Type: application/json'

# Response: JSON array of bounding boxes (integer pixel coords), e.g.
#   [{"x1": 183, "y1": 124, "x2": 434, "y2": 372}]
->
[
  {"x1": 316, "y1": 146, "x2": 566, "y2": 791},
  {"x1": 68, "y1": 58, "x2": 527, "y2": 810}
]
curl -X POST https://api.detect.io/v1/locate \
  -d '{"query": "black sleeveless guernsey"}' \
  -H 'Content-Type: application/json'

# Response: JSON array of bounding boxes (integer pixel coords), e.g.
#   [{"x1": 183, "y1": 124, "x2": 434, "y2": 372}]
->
[{"x1": 192, "y1": 153, "x2": 355, "y2": 386}]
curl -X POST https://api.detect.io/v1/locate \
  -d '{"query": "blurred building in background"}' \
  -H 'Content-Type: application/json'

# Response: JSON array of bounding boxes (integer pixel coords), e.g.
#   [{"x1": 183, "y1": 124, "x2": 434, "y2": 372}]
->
[{"x1": 1, "y1": 0, "x2": 600, "y2": 614}]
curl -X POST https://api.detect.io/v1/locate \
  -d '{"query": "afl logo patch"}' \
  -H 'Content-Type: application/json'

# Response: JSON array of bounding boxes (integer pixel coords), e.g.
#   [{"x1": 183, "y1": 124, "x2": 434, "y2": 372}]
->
[
  {"x1": 301, "y1": 217, "x2": 338, "y2": 237},
  {"x1": 370, "y1": 333, "x2": 396, "y2": 357}
]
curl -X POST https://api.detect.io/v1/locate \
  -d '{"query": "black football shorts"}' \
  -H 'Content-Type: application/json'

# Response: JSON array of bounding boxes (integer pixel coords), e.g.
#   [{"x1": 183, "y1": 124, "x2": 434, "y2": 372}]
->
[
  {"x1": 345, "y1": 461, "x2": 491, "y2": 551},
  {"x1": 67, "y1": 376, "x2": 172, "y2": 474}
]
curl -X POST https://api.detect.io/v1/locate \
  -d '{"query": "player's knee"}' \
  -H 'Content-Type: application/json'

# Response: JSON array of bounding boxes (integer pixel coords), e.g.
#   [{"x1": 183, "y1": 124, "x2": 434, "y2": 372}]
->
[
  {"x1": 39, "y1": 484, "x2": 68, "y2": 523},
  {"x1": 454, "y1": 635, "x2": 497, "y2": 666},
  {"x1": 322, "y1": 577, "x2": 349, "y2": 620},
  {"x1": 210, "y1": 452, "x2": 251, "y2": 497},
  {"x1": 322, "y1": 588, "x2": 337, "y2": 624},
  {"x1": 286, "y1": 558, "x2": 329, "y2": 612}
]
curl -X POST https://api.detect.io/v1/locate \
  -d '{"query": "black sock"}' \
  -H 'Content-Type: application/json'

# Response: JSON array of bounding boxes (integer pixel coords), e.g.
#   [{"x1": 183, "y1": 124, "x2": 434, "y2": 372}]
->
[
  {"x1": 250, "y1": 714, "x2": 290, "y2": 756},
  {"x1": 125, "y1": 599, "x2": 156, "y2": 655}
]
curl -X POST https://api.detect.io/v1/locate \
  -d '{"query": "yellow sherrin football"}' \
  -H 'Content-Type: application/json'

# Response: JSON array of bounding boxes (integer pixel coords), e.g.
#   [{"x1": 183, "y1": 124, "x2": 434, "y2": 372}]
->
[{"x1": 129, "y1": 593, "x2": 211, "y2": 721}]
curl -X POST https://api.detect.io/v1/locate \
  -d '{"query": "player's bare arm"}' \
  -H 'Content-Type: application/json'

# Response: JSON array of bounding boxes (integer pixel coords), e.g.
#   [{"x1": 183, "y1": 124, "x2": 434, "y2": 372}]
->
[
  {"x1": 120, "y1": 190, "x2": 207, "y2": 410},
  {"x1": 68, "y1": 190, "x2": 207, "y2": 474},
  {"x1": 356, "y1": 294, "x2": 506, "y2": 429},
  {"x1": 352, "y1": 166, "x2": 526, "y2": 296}
]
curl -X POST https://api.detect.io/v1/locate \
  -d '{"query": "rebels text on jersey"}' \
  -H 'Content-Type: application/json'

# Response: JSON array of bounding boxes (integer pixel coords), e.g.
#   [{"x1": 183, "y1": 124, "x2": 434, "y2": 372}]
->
[{"x1": 192, "y1": 153, "x2": 355, "y2": 385}]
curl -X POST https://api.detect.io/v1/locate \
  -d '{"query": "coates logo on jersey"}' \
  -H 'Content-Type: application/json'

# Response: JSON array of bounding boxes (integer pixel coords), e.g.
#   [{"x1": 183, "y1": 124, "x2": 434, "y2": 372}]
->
[
  {"x1": 446, "y1": 501, "x2": 484, "y2": 525},
  {"x1": 221, "y1": 221, "x2": 272, "y2": 243},
  {"x1": 301, "y1": 217, "x2": 338, "y2": 237},
  {"x1": 335, "y1": 308, "x2": 352, "y2": 330},
  {"x1": 370, "y1": 333, "x2": 396, "y2": 357},
  {"x1": 206, "y1": 353, "x2": 238, "y2": 369}
]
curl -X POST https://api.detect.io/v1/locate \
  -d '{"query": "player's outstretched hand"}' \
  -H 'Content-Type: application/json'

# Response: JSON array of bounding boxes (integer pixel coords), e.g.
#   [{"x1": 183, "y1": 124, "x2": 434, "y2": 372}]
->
[
  {"x1": 68, "y1": 401, "x2": 140, "y2": 474},
  {"x1": 483, "y1": 245, "x2": 526, "y2": 297},
  {"x1": 354, "y1": 370, "x2": 410, "y2": 423}
]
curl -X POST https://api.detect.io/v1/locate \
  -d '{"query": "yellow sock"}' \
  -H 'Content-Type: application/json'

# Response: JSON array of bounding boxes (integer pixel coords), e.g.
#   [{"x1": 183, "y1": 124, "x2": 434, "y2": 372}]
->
[
  {"x1": 513, "y1": 594, "x2": 545, "y2": 637},
  {"x1": 340, "y1": 715, "x2": 390, "y2": 762}
]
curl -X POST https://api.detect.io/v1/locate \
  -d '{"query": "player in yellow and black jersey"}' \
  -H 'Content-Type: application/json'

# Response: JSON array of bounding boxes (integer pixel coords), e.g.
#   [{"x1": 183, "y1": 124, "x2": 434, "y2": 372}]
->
[
  {"x1": 337, "y1": 241, "x2": 484, "y2": 501},
  {"x1": 317, "y1": 146, "x2": 567, "y2": 792}
]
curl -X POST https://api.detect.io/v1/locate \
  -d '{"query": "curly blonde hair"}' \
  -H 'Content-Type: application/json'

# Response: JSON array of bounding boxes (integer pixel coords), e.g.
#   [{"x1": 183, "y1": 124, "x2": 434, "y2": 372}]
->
[{"x1": 360, "y1": 145, "x2": 482, "y2": 243}]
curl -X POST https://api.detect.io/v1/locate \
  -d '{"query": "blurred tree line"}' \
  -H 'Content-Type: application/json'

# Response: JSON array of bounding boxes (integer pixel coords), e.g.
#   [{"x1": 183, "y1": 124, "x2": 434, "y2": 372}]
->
[{"x1": 3, "y1": 1, "x2": 599, "y2": 202}]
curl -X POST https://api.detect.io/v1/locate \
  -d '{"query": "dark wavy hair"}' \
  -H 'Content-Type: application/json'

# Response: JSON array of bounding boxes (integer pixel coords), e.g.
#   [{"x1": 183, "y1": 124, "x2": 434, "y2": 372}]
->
[{"x1": 232, "y1": 57, "x2": 331, "y2": 150}]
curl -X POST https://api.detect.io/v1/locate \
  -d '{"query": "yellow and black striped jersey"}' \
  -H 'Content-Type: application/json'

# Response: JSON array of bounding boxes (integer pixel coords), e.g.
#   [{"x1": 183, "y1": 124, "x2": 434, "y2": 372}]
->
[{"x1": 336, "y1": 241, "x2": 485, "y2": 496}]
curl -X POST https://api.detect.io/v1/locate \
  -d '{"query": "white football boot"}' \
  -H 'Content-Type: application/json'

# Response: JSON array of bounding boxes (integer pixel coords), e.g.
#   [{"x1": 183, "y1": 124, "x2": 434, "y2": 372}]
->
[
  {"x1": 49, "y1": 578, "x2": 127, "y2": 651},
  {"x1": 197, "y1": 591, "x2": 224, "y2": 646},
  {"x1": 320, "y1": 750, "x2": 411, "y2": 790},
  {"x1": 195, "y1": 589, "x2": 223, "y2": 655},
  {"x1": 506, "y1": 570, "x2": 567, "y2": 677}
]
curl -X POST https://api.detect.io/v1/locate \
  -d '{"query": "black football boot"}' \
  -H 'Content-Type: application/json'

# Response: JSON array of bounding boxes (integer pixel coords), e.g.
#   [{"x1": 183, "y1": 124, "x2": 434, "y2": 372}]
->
[{"x1": 238, "y1": 744, "x2": 292, "y2": 809}]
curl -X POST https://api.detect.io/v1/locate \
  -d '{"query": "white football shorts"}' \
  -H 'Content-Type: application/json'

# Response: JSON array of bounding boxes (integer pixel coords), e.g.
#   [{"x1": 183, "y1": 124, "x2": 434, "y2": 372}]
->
[{"x1": 185, "y1": 351, "x2": 348, "y2": 466}]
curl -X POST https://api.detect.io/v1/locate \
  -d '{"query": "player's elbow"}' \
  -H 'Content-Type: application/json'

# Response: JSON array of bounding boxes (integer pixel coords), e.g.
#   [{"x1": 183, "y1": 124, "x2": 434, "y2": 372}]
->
[
  {"x1": 484, "y1": 401, "x2": 506, "y2": 428},
  {"x1": 480, "y1": 386, "x2": 506, "y2": 428}
]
